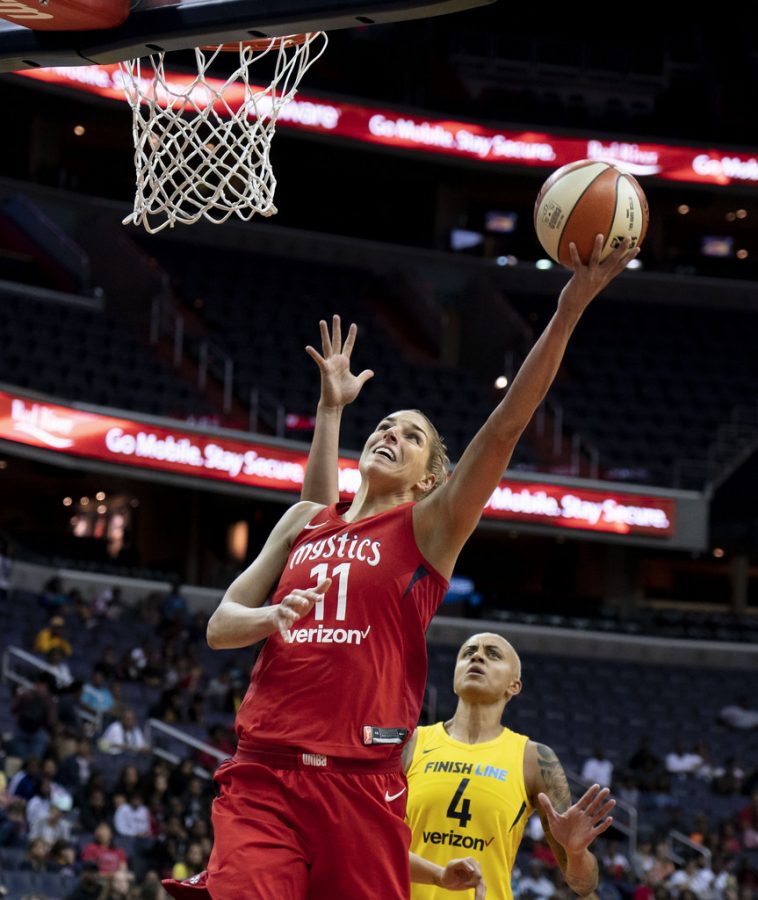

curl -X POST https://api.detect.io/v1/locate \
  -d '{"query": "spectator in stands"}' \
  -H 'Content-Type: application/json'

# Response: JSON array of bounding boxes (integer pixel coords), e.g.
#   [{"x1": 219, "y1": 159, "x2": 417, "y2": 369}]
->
[
  {"x1": 519, "y1": 860, "x2": 557, "y2": 898},
  {"x1": 115, "y1": 765, "x2": 142, "y2": 800},
  {"x1": 29, "y1": 799, "x2": 73, "y2": 846},
  {"x1": 711, "y1": 856, "x2": 739, "y2": 900},
  {"x1": 26, "y1": 774, "x2": 72, "y2": 834},
  {"x1": 47, "y1": 837, "x2": 77, "y2": 876},
  {"x1": 737, "y1": 792, "x2": 758, "y2": 849},
  {"x1": 64, "y1": 859, "x2": 104, "y2": 900},
  {"x1": 665, "y1": 741, "x2": 703, "y2": 777},
  {"x1": 33, "y1": 615, "x2": 72, "y2": 656},
  {"x1": 195, "y1": 725, "x2": 234, "y2": 772},
  {"x1": 8, "y1": 757, "x2": 41, "y2": 801},
  {"x1": 186, "y1": 692, "x2": 205, "y2": 725},
  {"x1": 69, "y1": 588, "x2": 93, "y2": 629},
  {"x1": 632, "y1": 870, "x2": 657, "y2": 900},
  {"x1": 47, "y1": 647, "x2": 74, "y2": 690},
  {"x1": 153, "y1": 815, "x2": 190, "y2": 875},
  {"x1": 102, "y1": 868, "x2": 134, "y2": 899},
  {"x1": 631, "y1": 839, "x2": 656, "y2": 881},
  {"x1": 0, "y1": 795, "x2": 28, "y2": 847},
  {"x1": 627, "y1": 736, "x2": 665, "y2": 792},
  {"x1": 202, "y1": 667, "x2": 233, "y2": 713},
  {"x1": 713, "y1": 758, "x2": 745, "y2": 796},
  {"x1": 124, "y1": 645, "x2": 147, "y2": 682},
  {"x1": 581, "y1": 748, "x2": 614, "y2": 788},
  {"x1": 56, "y1": 679, "x2": 85, "y2": 740},
  {"x1": 113, "y1": 792, "x2": 151, "y2": 838},
  {"x1": 40, "y1": 577, "x2": 68, "y2": 613},
  {"x1": 94, "y1": 646, "x2": 122, "y2": 682},
  {"x1": 10, "y1": 674, "x2": 57, "y2": 759},
  {"x1": 719, "y1": 697, "x2": 758, "y2": 730},
  {"x1": 145, "y1": 771, "x2": 171, "y2": 825},
  {"x1": 689, "y1": 812, "x2": 712, "y2": 847},
  {"x1": 159, "y1": 581, "x2": 188, "y2": 637},
  {"x1": 58, "y1": 737, "x2": 97, "y2": 791},
  {"x1": 78, "y1": 786, "x2": 113, "y2": 834},
  {"x1": 649, "y1": 842, "x2": 676, "y2": 886},
  {"x1": 600, "y1": 838, "x2": 632, "y2": 882},
  {"x1": 92, "y1": 587, "x2": 124, "y2": 623},
  {"x1": 692, "y1": 742, "x2": 717, "y2": 782},
  {"x1": 615, "y1": 774, "x2": 641, "y2": 808},
  {"x1": 171, "y1": 841, "x2": 205, "y2": 883},
  {"x1": 167, "y1": 759, "x2": 194, "y2": 801},
  {"x1": 669, "y1": 858, "x2": 715, "y2": 898},
  {"x1": 19, "y1": 836, "x2": 49, "y2": 873},
  {"x1": 98, "y1": 710, "x2": 149, "y2": 756},
  {"x1": 141, "y1": 870, "x2": 168, "y2": 900},
  {"x1": 181, "y1": 777, "x2": 208, "y2": 829},
  {"x1": 140, "y1": 648, "x2": 166, "y2": 688},
  {"x1": 81, "y1": 823, "x2": 128, "y2": 876},
  {"x1": 149, "y1": 688, "x2": 184, "y2": 725},
  {"x1": 80, "y1": 671, "x2": 116, "y2": 719}
]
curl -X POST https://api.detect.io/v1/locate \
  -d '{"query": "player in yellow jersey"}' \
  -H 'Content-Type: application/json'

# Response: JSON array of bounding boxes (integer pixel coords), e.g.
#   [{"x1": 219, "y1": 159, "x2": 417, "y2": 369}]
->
[{"x1": 404, "y1": 633, "x2": 615, "y2": 900}]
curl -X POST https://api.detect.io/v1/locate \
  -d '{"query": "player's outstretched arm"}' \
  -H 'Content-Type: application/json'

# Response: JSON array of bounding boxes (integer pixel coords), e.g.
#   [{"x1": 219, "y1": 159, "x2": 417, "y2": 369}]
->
[
  {"x1": 416, "y1": 237, "x2": 638, "y2": 578},
  {"x1": 300, "y1": 315, "x2": 374, "y2": 506},
  {"x1": 525, "y1": 741, "x2": 615, "y2": 897},
  {"x1": 207, "y1": 501, "x2": 328, "y2": 650},
  {"x1": 410, "y1": 853, "x2": 486, "y2": 899}
]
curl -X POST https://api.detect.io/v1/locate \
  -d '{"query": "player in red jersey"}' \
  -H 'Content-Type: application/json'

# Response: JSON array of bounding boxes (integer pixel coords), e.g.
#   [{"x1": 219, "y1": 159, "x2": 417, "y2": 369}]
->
[{"x1": 163, "y1": 237, "x2": 637, "y2": 900}]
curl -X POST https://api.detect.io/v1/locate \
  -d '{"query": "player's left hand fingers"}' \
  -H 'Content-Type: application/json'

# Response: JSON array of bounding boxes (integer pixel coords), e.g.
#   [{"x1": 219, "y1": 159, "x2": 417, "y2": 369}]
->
[
  {"x1": 591, "y1": 798, "x2": 616, "y2": 822},
  {"x1": 305, "y1": 344, "x2": 327, "y2": 369},
  {"x1": 575, "y1": 784, "x2": 602, "y2": 811},
  {"x1": 319, "y1": 318, "x2": 333, "y2": 356},
  {"x1": 593, "y1": 815, "x2": 615, "y2": 837},
  {"x1": 331, "y1": 314, "x2": 342, "y2": 355},
  {"x1": 537, "y1": 792, "x2": 557, "y2": 822},
  {"x1": 342, "y1": 322, "x2": 358, "y2": 358},
  {"x1": 582, "y1": 785, "x2": 611, "y2": 815}
]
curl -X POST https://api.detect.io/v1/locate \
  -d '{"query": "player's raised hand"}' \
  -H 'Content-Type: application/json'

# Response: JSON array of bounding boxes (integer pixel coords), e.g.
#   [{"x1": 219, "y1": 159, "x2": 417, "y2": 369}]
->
[
  {"x1": 274, "y1": 578, "x2": 331, "y2": 641},
  {"x1": 557, "y1": 235, "x2": 639, "y2": 320},
  {"x1": 538, "y1": 783, "x2": 615, "y2": 854},
  {"x1": 439, "y1": 857, "x2": 486, "y2": 899},
  {"x1": 305, "y1": 315, "x2": 374, "y2": 409}
]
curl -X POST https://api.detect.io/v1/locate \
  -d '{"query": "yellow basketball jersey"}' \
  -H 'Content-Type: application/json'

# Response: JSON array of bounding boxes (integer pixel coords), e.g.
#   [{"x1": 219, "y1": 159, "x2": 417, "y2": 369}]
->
[{"x1": 407, "y1": 721, "x2": 532, "y2": 900}]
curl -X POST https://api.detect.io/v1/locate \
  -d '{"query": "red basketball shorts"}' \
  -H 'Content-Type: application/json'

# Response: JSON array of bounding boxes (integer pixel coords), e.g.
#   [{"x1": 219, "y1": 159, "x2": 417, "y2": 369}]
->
[{"x1": 166, "y1": 748, "x2": 412, "y2": 900}]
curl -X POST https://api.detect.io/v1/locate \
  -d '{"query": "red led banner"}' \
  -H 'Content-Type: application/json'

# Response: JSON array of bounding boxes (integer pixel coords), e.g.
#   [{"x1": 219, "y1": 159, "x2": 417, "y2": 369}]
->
[
  {"x1": 14, "y1": 64, "x2": 758, "y2": 186},
  {"x1": 0, "y1": 391, "x2": 675, "y2": 538}
]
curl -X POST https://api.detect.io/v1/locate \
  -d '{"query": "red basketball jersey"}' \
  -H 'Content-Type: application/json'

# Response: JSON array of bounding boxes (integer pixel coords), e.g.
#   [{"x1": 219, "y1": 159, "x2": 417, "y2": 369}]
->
[{"x1": 235, "y1": 501, "x2": 448, "y2": 757}]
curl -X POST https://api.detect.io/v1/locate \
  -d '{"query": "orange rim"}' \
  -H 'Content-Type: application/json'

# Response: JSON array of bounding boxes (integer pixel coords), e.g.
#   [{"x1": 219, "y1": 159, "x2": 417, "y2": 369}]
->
[{"x1": 201, "y1": 33, "x2": 310, "y2": 53}]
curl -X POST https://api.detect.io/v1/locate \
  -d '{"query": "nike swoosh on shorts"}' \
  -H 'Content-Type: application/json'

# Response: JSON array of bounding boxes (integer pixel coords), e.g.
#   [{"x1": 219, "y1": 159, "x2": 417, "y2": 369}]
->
[{"x1": 385, "y1": 788, "x2": 407, "y2": 802}]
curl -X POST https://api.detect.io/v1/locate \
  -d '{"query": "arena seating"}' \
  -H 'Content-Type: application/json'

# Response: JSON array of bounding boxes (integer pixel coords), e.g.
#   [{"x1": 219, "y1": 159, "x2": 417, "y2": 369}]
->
[{"x1": 0, "y1": 284, "x2": 214, "y2": 421}]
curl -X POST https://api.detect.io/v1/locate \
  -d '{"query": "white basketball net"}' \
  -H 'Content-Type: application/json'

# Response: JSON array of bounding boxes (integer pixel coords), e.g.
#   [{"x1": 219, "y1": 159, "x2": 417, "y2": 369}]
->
[{"x1": 119, "y1": 33, "x2": 328, "y2": 234}]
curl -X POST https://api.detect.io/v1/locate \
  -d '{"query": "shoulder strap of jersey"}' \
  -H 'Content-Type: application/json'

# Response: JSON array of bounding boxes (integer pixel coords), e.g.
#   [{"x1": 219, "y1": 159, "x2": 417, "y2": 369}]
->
[{"x1": 410, "y1": 722, "x2": 446, "y2": 767}]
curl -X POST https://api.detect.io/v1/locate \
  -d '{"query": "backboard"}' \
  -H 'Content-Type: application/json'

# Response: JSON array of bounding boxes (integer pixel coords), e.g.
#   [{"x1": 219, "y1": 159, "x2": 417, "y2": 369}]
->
[{"x1": 0, "y1": 0, "x2": 495, "y2": 73}]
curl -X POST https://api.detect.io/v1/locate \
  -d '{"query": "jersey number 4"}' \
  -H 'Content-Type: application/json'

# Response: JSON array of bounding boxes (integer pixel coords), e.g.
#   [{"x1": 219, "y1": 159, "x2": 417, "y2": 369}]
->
[
  {"x1": 447, "y1": 778, "x2": 473, "y2": 828},
  {"x1": 310, "y1": 563, "x2": 350, "y2": 621}
]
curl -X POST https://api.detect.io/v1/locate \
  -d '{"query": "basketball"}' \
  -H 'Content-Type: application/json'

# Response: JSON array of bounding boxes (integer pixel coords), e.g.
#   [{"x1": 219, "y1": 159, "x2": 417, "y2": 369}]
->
[{"x1": 534, "y1": 160, "x2": 649, "y2": 267}]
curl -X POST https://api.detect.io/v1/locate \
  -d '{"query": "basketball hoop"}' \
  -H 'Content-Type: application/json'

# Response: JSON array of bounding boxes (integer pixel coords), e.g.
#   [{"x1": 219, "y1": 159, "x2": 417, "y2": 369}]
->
[{"x1": 119, "y1": 32, "x2": 328, "y2": 234}]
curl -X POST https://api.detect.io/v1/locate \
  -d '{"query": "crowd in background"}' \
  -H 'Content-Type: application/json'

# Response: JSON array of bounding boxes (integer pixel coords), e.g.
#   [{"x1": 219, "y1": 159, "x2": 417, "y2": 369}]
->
[{"x1": 0, "y1": 577, "x2": 756, "y2": 899}]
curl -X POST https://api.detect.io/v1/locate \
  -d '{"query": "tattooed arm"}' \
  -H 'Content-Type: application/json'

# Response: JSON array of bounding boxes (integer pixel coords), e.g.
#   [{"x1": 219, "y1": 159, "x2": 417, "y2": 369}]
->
[{"x1": 524, "y1": 742, "x2": 615, "y2": 896}]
